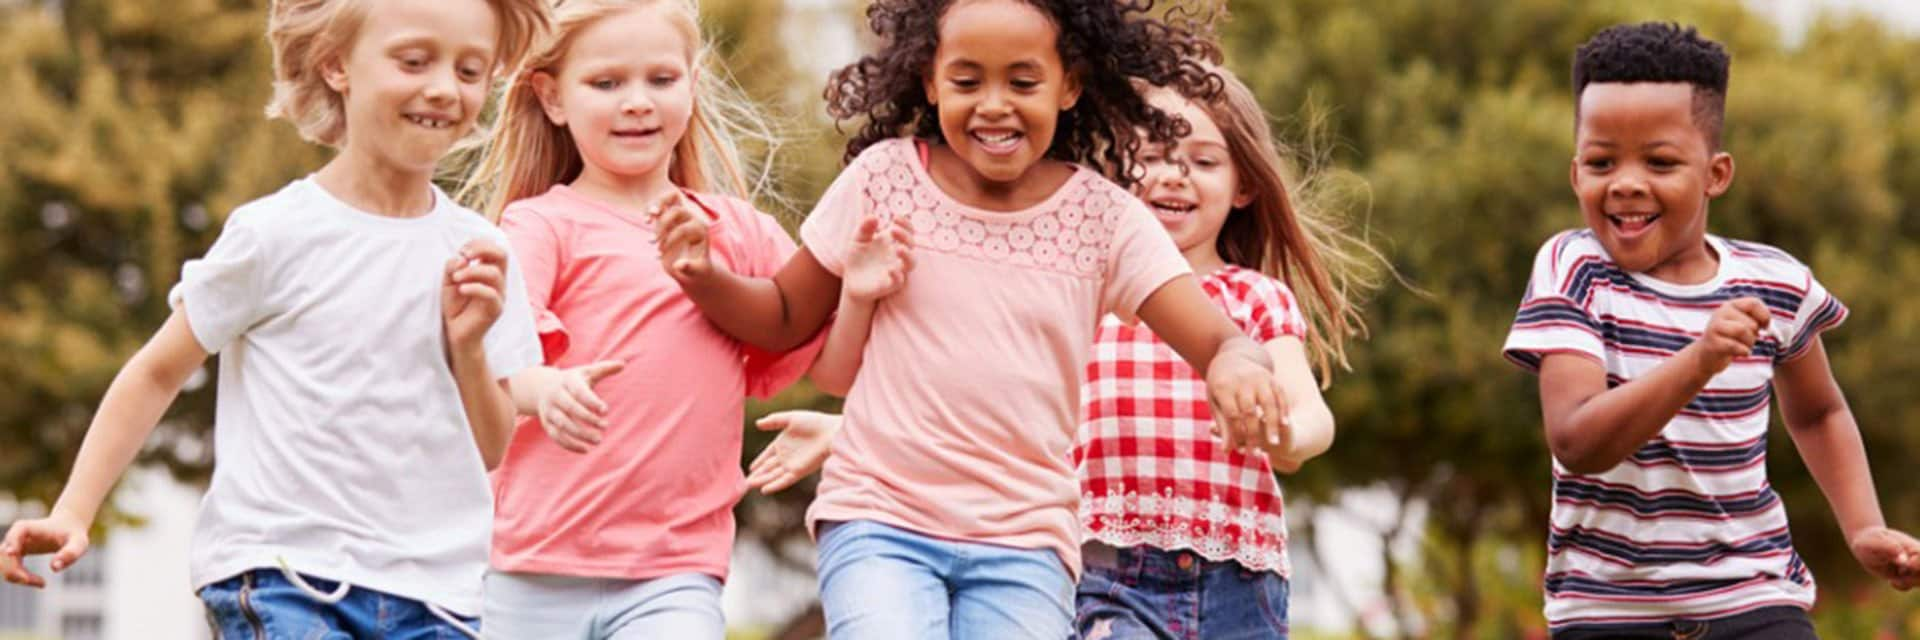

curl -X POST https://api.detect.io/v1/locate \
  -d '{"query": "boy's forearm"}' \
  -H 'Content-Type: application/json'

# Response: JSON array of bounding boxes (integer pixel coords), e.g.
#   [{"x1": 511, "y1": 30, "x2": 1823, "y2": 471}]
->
[
  {"x1": 1546, "y1": 345, "x2": 1718, "y2": 473},
  {"x1": 53, "y1": 350, "x2": 199, "y2": 524},
  {"x1": 450, "y1": 345, "x2": 514, "y2": 469},
  {"x1": 1789, "y1": 405, "x2": 1886, "y2": 541},
  {"x1": 809, "y1": 295, "x2": 874, "y2": 396}
]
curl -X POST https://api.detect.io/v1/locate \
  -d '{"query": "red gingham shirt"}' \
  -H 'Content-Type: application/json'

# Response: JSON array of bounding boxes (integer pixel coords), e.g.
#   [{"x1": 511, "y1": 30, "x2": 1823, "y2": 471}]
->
[{"x1": 1074, "y1": 264, "x2": 1307, "y2": 574}]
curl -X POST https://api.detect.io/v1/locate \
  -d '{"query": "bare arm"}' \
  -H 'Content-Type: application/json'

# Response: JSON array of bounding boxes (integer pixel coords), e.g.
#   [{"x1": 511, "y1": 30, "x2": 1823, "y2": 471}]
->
[
  {"x1": 807, "y1": 214, "x2": 914, "y2": 396},
  {"x1": 3, "y1": 311, "x2": 207, "y2": 586},
  {"x1": 449, "y1": 348, "x2": 515, "y2": 470},
  {"x1": 1775, "y1": 337, "x2": 1920, "y2": 588},
  {"x1": 1261, "y1": 336, "x2": 1334, "y2": 473},
  {"x1": 808, "y1": 294, "x2": 873, "y2": 396},
  {"x1": 1135, "y1": 276, "x2": 1284, "y2": 452},
  {"x1": 1541, "y1": 298, "x2": 1769, "y2": 474},
  {"x1": 652, "y1": 195, "x2": 842, "y2": 352}
]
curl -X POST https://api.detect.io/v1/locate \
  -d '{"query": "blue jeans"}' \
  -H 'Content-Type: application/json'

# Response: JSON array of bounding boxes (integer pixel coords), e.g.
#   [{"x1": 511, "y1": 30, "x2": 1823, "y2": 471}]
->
[
  {"x1": 816, "y1": 519, "x2": 1075, "y2": 640},
  {"x1": 200, "y1": 569, "x2": 478, "y2": 639},
  {"x1": 1074, "y1": 543, "x2": 1290, "y2": 640},
  {"x1": 481, "y1": 571, "x2": 725, "y2": 639},
  {"x1": 1551, "y1": 605, "x2": 1817, "y2": 639}
]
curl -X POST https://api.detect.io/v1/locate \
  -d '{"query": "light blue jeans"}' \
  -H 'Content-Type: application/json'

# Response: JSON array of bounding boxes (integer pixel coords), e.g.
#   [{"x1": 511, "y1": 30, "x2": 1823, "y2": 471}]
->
[
  {"x1": 480, "y1": 571, "x2": 724, "y2": 640},
  {"x1": 815, "y1": 519, "x2": 1075, "y2": 640}
]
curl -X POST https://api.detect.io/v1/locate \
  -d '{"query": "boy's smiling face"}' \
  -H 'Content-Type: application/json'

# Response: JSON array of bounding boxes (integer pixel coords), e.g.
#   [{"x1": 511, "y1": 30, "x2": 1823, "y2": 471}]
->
[{"x1": 1572, "y1": 82, "x2": 1734, "y2": 283}]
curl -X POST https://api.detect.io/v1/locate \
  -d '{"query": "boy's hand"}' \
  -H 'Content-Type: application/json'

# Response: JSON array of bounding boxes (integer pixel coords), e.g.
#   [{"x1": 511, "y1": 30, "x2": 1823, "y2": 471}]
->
[
  {"x1": 1850, "y1": 526, "x2": 1920, "y2": 590},
  {"x1": 442, "y1": 240, "x2": 508, "y2": 351},
  {"x1": 0, "y1": 512, "x2": 90, "y2": 588},
  {"x1": 537, "y1": 360, "x2": 624, "y2": 453},
  {"x1": 1205, "y1": 348, "x2": 1290, "y2": 453},
  {"x1": 652, "y1": 192, "x2": 713, "y2": 284},
  {"x1": 842, "y1": 213, "x2": 915, "y2": 303},
  {"x1": 1689, "y1": 297, "x2": 1770, "y2": 377},
  {"x1": 747, "y1": 411, "x2": 843, "y2": 493}
]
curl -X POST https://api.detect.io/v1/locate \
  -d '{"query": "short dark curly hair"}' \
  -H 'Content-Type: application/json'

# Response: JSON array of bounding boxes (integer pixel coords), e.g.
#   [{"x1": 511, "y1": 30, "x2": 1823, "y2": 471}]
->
[
  {"x1": 824, "y1": 0, "x2": 1223, "y2": 188},
  {"x1": 1572, "y1": 22, "x2": 1731, "y2": 149}
]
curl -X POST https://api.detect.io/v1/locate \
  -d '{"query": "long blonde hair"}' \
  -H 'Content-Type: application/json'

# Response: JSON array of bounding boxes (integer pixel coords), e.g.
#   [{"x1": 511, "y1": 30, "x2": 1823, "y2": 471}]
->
[
  {"x1": 456, "y1": 0, "x2": 775, "y2": 220},
  {"x1": 1191, "y1": 65, "x2": 1386, "y2": 383}
]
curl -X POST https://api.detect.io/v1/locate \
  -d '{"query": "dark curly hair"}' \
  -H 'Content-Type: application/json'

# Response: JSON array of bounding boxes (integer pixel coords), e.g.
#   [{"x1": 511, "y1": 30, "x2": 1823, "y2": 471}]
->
[
  {"x1": 1573, "y1": 22, "x2": 1731, "y2": 149},
  {"x1": 824, "y1": 0, "x2": 1224, "y2": 187}
]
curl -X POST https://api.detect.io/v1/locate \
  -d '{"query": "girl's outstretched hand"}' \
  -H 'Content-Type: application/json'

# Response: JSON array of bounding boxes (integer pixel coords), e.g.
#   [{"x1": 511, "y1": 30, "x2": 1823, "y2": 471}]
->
[
  {"x1": 747, "y1": 411, "x2": 843, "y2": 493},
  {"x1": 535, "y1": 360, "x2": 625, "y2": 453}
]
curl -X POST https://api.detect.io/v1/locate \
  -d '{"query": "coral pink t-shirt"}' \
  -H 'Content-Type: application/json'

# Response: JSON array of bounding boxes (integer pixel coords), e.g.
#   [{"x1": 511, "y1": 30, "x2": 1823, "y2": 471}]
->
[
  {"x1": 492, "y1": 185, "x2": 822, "y2": 580},
  {"x1": 802, "y1": 138, "x2": 1190, "y2": 576}
]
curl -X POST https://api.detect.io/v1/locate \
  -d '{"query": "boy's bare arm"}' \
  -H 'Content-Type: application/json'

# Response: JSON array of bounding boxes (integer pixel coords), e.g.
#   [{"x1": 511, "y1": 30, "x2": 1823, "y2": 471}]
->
[
  {"x1": 1540, "y1": 297, "x2": 1770, "y2": 474},
  {"x1": 1775, "y1": 337, "x2": 1920, "y2": 588},
  {"x1": 2, "y1": 311, "x2": 207, "y2": 587}
]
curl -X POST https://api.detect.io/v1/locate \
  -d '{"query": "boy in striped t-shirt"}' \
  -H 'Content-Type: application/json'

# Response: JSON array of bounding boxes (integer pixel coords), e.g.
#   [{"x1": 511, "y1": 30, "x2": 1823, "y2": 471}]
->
[{"x1": 1503, "y1": 22, "x2": 1920, "y2": 639}]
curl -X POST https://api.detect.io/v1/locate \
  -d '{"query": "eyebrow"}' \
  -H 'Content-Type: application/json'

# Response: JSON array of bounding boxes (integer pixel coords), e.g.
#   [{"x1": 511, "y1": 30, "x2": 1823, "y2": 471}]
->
[{"x1": 942, "y1": 58, "x2": 1047, "y2": 72}]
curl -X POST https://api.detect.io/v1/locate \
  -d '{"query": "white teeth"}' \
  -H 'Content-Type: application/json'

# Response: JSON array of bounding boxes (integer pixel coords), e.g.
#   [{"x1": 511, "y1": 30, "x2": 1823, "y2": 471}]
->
[
  {"x1": 974, "y1": 131, "x2": 1020, "y2": 144},
  {"x1": 406, "y1": 115, "x2": 453, "y2": 129}
]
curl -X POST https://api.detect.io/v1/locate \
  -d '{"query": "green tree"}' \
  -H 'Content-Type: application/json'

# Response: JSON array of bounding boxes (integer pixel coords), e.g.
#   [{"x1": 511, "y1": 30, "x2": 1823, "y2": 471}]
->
[{"x1": 0, "y1": 0, "x2": 327, "y2": 515}]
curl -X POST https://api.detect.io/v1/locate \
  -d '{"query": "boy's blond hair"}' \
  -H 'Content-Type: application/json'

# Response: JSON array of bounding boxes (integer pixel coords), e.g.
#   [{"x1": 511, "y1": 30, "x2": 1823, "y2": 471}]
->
[
  {"x1": 264, "y1": 0, "x2": 551, "y2": 147},
  {"x1": 458, "y1": 0, "x2": 778, "y2": 221}
]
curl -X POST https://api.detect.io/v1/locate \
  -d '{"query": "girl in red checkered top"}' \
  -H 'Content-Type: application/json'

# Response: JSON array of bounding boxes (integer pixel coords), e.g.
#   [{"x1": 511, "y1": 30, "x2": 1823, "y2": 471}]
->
[{"x1": 750, "y1": 64, "x2": 1383, "y2": 640}]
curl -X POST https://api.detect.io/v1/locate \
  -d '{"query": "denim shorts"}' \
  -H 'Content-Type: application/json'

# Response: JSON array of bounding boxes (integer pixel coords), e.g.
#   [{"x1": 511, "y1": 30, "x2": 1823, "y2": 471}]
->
[
  {"x1": 200, "y1": 568, "x2": 478, "y2": 639},
  {"x1": 1074, "y1": 542, "x2": 1289, "y2": 640}
]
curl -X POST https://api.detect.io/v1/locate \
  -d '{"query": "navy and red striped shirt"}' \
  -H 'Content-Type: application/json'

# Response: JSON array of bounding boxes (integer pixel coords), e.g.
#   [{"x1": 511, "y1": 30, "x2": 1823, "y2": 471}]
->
[{"x1": 1504, "y1": 230, "x2": 1846, "y2": 628}]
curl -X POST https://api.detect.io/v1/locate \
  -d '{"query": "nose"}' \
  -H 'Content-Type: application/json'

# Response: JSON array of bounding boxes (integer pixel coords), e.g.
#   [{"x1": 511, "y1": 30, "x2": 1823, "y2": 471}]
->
[
  {"x1": 423, "y1": 67, "x2": 457, "y2": 106},
  {"x1": 621, "y1": 87, "x2": 655, "y2": 116},
  {"x1": 1606, "y1": 175, "x2": 1649, "y2": 200},
  {"x1": 979, "y1": 87, "x2": 1012, "y2": 118}
]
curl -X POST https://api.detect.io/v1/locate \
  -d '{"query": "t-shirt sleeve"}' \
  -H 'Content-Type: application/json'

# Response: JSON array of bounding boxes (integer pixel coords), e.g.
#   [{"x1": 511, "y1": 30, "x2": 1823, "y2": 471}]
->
[
  {"x1": 499, "y1": 206, "x2": 571, "y2": 363},
  {"x1": 716, "y1": 198, "x2": 828, "y2": 398},
  {"x1": 1099, "y1": 196, "x2": 1191, "y2": 317},
  {"x1": 1502, "y1": 232, "x2": 1605, "y2": 373},
  {"x1": 484, "y1": 227, "x2": 546, "y2": 382},
  {"x1": 798, "y1": 145, "x2": 884, "y2": 277},
  {"x1": 1775, "y1": 271, "x2": 1848, "y2": 362},
  {"x1": 1242, "y1": 275, "x2": 1309, "y2": 343},
  {"x1": 167, "y1": 208, "x2": 271, "y2": 354}
]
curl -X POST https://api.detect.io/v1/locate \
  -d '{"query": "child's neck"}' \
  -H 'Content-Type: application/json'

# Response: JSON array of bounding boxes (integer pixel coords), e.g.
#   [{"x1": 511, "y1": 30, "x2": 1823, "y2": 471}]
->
[
  {"x1": 1185, "y1": 243, "x2": 1227, "y2": 276},
  {"x1": 926, "y1": 143, "x2": 1073, "y2": 212},
  {"x1": 569, "y1": 163, "x2": 678, "y2": 213},
  {"x1": 313, "y1": 147, "x2": 437, "y2": 218},
  {"x1": 1642, "y1": 238, "x2": 1721, "y2": 285}
]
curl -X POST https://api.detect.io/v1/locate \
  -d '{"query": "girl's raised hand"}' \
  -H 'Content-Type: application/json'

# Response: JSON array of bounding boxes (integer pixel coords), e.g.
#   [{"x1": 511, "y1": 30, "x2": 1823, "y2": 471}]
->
[
  {"x1": 747, "y1": 411, "x2": 843, "y2": 493},
  {"x1": 536, "y1": 360, "x2": 624, "y2": 453},
  {"x1": 652, "y1": 192, "x2": 712, "y2": 284},
  {"x1": 842, "y1": 213, "x2": 915, "y2": 302}
]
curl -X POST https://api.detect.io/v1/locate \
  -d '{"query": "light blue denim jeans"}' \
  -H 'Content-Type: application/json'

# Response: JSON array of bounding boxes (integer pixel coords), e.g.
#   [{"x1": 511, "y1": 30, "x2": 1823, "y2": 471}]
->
[{"x1": 815, "y1": 519, "x2": 1075, "y2": 640}]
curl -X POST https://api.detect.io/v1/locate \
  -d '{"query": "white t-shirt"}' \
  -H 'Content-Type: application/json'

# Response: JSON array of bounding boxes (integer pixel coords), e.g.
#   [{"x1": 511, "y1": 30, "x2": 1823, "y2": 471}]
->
[{"x1": 168, "y1": 178, "x2": 541, "y2": 615}]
